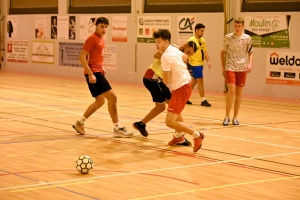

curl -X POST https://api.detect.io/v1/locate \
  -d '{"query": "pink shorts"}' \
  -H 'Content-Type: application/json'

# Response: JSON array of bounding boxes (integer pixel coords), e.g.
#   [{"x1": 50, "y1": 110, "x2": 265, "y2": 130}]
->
[
  {"x1": 225, "y1": 71, "x2": 247, "y2": 87},
  {"x1": 168, "y1": 83, "x2": 192, "y2": 115}
]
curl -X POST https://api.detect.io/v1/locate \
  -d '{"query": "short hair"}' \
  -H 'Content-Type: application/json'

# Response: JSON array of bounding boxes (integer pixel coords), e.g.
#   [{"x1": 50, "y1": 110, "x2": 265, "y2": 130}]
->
[
  {"x1": 234, "y1": 17, "x2": 244, "y2": 25},
  {"x1": 153, "y1": 29, "x2": 171, "y2": 42},
  {"x1": 195, "y1": 23, "x2": 205, "y2": 31},
  {"x1": 186, "y1": 41, "x2": 198, "y2": 53},
  {"x1": 96, "y1": 17, "x2": 109, "y2": 26}
]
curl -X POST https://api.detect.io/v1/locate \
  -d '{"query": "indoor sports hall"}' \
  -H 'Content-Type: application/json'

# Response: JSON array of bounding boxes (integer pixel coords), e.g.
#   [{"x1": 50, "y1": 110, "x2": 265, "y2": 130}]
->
[{"x1": 1, "y1": 1, "x2": 299, "y2": 200}]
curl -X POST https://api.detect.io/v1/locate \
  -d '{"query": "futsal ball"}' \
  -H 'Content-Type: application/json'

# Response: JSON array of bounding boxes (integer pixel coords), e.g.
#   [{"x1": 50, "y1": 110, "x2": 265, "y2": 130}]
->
[{"x1": 76, "y1": 155, "x2": 94, "y2": 174}]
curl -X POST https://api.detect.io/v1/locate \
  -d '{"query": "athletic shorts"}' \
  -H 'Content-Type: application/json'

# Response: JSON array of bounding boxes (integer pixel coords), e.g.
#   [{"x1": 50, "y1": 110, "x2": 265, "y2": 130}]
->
[
  {"x1": 189, "y1": 64, "x2": 204, "y2": 79},
  {"x1": 225, "y1": 71, "x2": 247, "y2": 87},
  {"x1": 143, "y1": 78, "x2": 171, "y2": 103},
  {"x1": 168, "y1": 83, "x2": 192, "y2": 115},
  {"x1": 85, "y1": 72, "x2": 112, "y2": 97}
]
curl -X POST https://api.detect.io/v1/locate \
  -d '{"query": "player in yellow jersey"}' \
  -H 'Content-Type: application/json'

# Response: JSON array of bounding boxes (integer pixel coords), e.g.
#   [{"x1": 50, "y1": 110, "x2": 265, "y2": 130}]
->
[{"x1": 180, "y1": 23, "x2": 212, "y2": 107}]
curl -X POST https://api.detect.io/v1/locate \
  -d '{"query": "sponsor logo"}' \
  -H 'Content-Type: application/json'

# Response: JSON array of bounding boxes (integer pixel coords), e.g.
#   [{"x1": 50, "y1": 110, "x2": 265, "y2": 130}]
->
[
  {"x1": 284, "y1": 72, "x2": 295, "y2": 78},
  {"x1": 269, "y1": 52, "x2": 300, "y2": 66}
]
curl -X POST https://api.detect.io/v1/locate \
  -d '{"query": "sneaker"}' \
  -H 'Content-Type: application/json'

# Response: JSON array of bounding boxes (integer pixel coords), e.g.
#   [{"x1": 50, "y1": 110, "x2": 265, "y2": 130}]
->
[
  {"x1": 168, "y1": 136, "x2": 185, "y2": 145},
  {"x1": 232, "y1": 118, "x2": 239, "y2": 125},
  {"x1": 177, "y1": 137, "x2": 192, "y2": 146},
  {"x1": 72, "y1": 121, "x2": 85, "y2": 135},
  {"x1": 201, "y1": 100, "x2": 211, "y2": 107},
  {"x1": 113, "y1": 127, "x2": 133, "y2": 138},
  {"x1": 223, "y1": 117, "x2": 230, "y2": 126},
  {"x1": 132, "y1": 122, "x2": 148, "y2": 137},
  {"x1": 193, "y1": 132, "x2": 205, "y2": 153},
  {"x1": 186, "y1": 100, "x2": 192, "y2": 105}
]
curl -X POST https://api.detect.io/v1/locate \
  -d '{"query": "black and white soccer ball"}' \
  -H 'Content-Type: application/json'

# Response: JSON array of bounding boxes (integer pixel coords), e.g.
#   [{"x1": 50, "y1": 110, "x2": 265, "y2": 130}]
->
[{"x1": 76, "y1": 155, "x2": 94, "y2": 174}]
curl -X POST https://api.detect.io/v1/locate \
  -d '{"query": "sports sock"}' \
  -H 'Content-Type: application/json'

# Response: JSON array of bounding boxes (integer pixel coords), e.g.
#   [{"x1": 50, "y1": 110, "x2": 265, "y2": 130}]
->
[
  {"x1": 114, "y1": 122, "x2": 120, "y2": 130},
  {"x1": 79, "y1": 116, "x2": 86, "y2": 124},
  {"x1": 174, "y1": 131, "x2": 182, "y2": 138},
  {"x1": 201, "y1": 97, "x2": 206, "y2": 102},
  {"x1": 192, "y1": 131, "x2": 200, "y2": 138}
]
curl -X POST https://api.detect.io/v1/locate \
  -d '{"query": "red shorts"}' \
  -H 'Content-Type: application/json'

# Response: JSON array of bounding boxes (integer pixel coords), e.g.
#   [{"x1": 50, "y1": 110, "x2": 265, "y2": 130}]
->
[
  {"x1": 168, "y1": 83, "x2": 192, "y2": 115},
  {"x1": 225, "y1": 71, "x2": 247, "y2": 87}
]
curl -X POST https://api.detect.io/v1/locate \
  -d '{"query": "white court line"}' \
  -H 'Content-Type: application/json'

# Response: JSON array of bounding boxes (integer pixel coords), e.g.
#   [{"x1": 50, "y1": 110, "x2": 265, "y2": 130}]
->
[
  {"x1": 1, "y1": 100, "x2": 300, "y2": 150},
  {"x1": 0, "y1": 151, "x2": 299, "y2": 192},
  {"x1": 0, "y1": 114, "x2": 75, "y2": 121},
  {"x1": 1, "y1": 89, "x2": 299, "y2": 134}
]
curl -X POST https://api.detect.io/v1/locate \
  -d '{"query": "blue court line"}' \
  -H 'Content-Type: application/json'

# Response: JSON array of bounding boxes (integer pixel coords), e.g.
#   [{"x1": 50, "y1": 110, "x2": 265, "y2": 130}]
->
[
  {"x1": 57, "y1": 187, "x2": 101, "y2": 200},
  {"x1": 1, "y1": 169, "x2": 101, "y2": 199}
]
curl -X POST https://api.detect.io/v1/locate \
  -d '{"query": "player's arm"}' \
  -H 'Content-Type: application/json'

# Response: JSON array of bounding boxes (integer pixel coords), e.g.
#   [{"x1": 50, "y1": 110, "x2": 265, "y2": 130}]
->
[
  {"x1": 154, "y1": 51, "x2": 163, "y2": 60},
  {"x1": 79, "y1": 49, "x2": 96, "y2": 83},
  {"x1": 247, "y1": 52, "x2": 253, "y2": 73},
  {"x1": 182, "y1": 53, "x2": 188, "y2": 65},
  {"x1": 179, "y1": 43, "x2": 187, "y2": 51},
  {"x1": 220, "y1": 50, "x2": 226, "y2": 74},
  {"x1": 205, "y1": 51, "x2": 212, "y2": 69}
]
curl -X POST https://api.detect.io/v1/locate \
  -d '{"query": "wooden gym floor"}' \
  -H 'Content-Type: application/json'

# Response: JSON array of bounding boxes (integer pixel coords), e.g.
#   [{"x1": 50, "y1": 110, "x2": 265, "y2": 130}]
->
[{"x1": 0, "y1": 71, "x2": 299, "y2": 200}]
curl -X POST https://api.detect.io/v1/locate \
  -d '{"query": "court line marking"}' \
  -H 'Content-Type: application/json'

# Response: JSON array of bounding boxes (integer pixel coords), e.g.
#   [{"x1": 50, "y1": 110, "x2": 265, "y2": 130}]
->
[
  {"x1": 10, "y1": 180, "x2": 95, "y2": 193},
  {"x1": 1, "y1": 151, "x2": 299, "y2": 192},
  {"x1": 0, "y1": 114, "x2": 75, "y2": 121},
  {"x1": 129, "y1": 176, "x2": 300, "y2": 200},
  {"x1": 1, "y1": 89, "x2": 299, "y2": 133},
  {"x1": 1, "y1": 100, "x2": 300, "y2": 150}
]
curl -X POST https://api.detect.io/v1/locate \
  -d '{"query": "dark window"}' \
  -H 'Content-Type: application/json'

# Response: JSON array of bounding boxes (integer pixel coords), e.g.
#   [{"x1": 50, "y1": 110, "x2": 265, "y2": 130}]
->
[
  {"x1": 144, "y1": 0, "x2": 223, "y2": 13},
  {"x1": 69, "y1": 0, "x2": 131, "y2": 14},
  {"x1": 10, "y1": 0, "x2": 58, "y2": 14},
  {"x1": 242, "y1": 0, "x2": 300, "y2": 12}
]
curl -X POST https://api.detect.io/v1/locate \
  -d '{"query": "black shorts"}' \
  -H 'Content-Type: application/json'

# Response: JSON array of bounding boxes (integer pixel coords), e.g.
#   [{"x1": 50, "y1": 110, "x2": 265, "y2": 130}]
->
[
  {"x1": 85, "y1": 72, "x2": 112, "y2": 97},
  {"x1": 143, "y1": 78, "x2": 171, "y2": 103}
]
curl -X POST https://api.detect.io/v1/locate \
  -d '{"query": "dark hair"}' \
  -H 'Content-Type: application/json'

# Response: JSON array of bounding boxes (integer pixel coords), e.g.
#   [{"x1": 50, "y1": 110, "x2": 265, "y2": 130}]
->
[
  {"x1": 195, "y1": 23, "x2": 205, "y2": 31},
  {"x1": 153, "y1": 29, "x2": 171, "y2": 42},
  {"x1": 186, "y1": 41, "x2": 198, "y2": 53},
  {"x1": 96, "y1": 17, "x2": 109, "y2": 26}
]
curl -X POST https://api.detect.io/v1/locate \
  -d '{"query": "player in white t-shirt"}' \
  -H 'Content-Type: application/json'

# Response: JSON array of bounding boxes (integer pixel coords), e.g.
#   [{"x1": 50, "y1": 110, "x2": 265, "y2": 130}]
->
[
  {"x1": 221, "y1": 17, "x2": 253, "y2": 126},
  {"x1": 153, "y1": 29, "x2": 205, "y2": 153}
]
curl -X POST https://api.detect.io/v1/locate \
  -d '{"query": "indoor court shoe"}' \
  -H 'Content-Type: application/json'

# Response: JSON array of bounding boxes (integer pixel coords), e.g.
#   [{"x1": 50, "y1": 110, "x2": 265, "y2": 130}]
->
[
  {"x1": 232, "y1": 118, "x2": 239, "y2": 125},
  {"x1": 168, "y1": 136, "x2": 185, "y2": 145},
  {"x1": 223, "y1": 117, "x2": 230, "y2": 126},
  {"x1": 193, "y1": 132, "x2": 205, "y2": 153},
  {"x1": 113, "y1": 127, "x2": 134, "y2": 138},
  {"x1": 201, "y1": 100, "x2": 211, "y2": 107},
  {"x1": 133, "y1": 122, "x2": 148, "y2": 137},
  {"x1": 177, "y1": 137, "x2": 192, "y2": 146},
  {"x1": 72, "y1": 121, "x2": 85, "y2": 135},
  {"x1": 186, "y1": 100, "x2": 192, "y2": 105}
]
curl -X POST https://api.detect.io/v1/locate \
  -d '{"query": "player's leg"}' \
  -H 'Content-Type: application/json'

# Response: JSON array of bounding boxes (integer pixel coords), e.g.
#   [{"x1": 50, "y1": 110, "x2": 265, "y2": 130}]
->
[
  {"x1": 174, "y1": 114, "x2": 191, "y2": 146},
  {"x1": 73, "y1": 73, "x2": 106, "y2": 135},
  {"x1": 133, "y1": 79, "x2": 169, "y2": 137},
  {"x1": 232, "y1": 72, "x2": 246, "y2": 125},
  {"x1": 223, "y1": 71, "x2": 236, "y2": 126},
  {"x1": 102, "y1": 89, "x2": 133, "y2": 138},
  {"x1": 186, "y1": 64, "x2": 195, "y2": 105},
  {"x1": 191, "y1": 66, "x2": 211, "y2": 107},
  {"x1": 166, "y1": 84, "x2": 205, "y2": 152}
]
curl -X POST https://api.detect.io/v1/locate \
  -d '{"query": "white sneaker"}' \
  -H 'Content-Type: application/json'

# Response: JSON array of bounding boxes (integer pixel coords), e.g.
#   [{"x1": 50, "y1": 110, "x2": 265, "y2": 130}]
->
[
  {"x1": 113, "y1": 127, "x2": 133, "y2": 138},
  {"x1": 72, "y1": 121, "x2": 85, "y2": 134}
]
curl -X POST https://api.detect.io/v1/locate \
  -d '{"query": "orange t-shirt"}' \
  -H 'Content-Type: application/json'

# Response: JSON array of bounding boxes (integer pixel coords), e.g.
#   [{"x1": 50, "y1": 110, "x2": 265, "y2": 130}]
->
[{"x1": 82, "y1": 32, "x2": 105, "y2": 75}]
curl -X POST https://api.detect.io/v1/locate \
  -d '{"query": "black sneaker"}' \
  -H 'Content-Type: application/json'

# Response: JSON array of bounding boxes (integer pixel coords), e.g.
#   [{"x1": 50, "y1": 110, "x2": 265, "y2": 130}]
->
[
  {"x1": 133, "y1": 122, "x2": 148, "y2": 137},
  {"x1": 201, "y1": 100, "x2": 211, "y2": 107},
  {"x1": 177, "y1": 137, "x2": 192, "y2": 146},
  {"x1": 186, "y1": 100, "x2": 192, "y2": 105}
]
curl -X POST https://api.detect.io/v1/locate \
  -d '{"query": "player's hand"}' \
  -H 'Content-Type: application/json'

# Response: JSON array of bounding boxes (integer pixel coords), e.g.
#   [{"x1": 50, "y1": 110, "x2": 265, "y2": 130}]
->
[
  {"x1": 246, "y1": 64, "x2": 252, "y2": 73},
  {"x1": 88, "y1": 74, "x2": 96, "y2": 84},
  {"x1": 207, "y1": 62, "x2": 212, "y2": 69}
]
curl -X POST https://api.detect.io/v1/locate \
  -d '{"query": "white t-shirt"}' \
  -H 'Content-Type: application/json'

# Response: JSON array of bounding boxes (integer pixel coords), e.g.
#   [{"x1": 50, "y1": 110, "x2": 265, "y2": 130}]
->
[
  {"x1": 161, "y1": 45, "x2": 191, "y2": 90},
  {"x1": 223, "y1": 33, "x2": 253, "y2": 72}
]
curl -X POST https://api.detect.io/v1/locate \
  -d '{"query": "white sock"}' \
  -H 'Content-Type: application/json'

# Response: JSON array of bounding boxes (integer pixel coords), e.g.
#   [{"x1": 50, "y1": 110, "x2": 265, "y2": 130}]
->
[
  {"x1": 114, "y1": 122, "x2": 120, "y2": 131},
  {"x1": 79, "y1": 116, "x2": 86, "y2": 124},
  {"x1": 174, "y1": 131, "x2": 182, "y2": 138},
  {"x1": 201, "y1": 97, "x2": 206, "y2": 102},
  {"x1": 192, "y1": 131, "x2": 200, "y2": 138}
]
